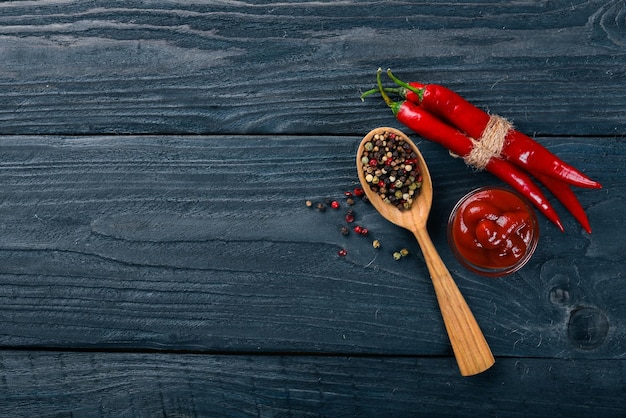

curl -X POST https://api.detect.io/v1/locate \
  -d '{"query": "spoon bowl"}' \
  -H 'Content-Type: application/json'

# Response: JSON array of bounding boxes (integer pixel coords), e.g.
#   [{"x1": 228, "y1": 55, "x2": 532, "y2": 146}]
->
[{"x1": 357, "y1": 127, "x2": 494, "y2": 376}]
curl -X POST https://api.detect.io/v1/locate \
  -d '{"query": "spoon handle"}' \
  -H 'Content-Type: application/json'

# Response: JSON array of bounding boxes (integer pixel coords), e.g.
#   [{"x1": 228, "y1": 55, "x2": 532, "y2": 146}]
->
[{"x1": 413, "y1": 226, "x2": 495, "y2": 376}]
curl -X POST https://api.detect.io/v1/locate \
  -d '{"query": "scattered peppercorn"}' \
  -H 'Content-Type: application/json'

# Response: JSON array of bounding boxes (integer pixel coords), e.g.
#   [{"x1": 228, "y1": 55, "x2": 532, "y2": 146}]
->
[
  {"x1": 351, "y1": 225, "x2": 369, "y2": 236},
  {"x1": 360, "y1": 130, "x2": 422, "y2": 210},
  {"x1": 391, "y1": 248, "x2": 410, "y2": 260},
  {"x1": 306, "y1": 188, "x2": 406, "y2": 260}
]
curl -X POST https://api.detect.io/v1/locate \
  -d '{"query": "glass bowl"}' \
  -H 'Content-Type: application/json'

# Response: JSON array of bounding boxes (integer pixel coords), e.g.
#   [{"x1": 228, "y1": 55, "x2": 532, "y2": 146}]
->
[{"x1": 447, "y1": 186, "x2": 539, "y2": 277}]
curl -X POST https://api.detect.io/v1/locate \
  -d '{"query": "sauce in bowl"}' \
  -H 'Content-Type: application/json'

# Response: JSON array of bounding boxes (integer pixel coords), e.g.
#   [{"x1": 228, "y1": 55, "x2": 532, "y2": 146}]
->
[{"x1": 448, "y1": 187, "x2": 539, "y2": 277}]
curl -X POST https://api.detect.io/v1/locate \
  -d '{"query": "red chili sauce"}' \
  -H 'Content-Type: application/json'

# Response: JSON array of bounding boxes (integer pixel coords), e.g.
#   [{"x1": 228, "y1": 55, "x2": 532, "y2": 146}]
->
[{"x1": 450, "y1": 188, "x2": 537, "y2": 273}]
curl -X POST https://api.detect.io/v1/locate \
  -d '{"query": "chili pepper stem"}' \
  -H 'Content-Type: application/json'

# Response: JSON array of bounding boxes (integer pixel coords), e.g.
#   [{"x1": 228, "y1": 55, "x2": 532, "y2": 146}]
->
[
  {"x1": 377, "y1": 68, "x2": 403, "y2": 116},
  {"x1": 360, "y1": 87, "x2": 403, "y2": 101},
  {"x1": 387, "y1": 69, "x2": 424, "y2": 101}
]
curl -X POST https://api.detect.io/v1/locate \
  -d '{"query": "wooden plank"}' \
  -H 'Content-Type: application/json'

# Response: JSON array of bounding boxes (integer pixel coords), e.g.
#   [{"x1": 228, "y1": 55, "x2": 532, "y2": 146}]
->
[
  {"x1": 0, "y1": 1, "x2": 625, "y2": 135},
  {"x1": 0, "y1": 135, "x2": 623, "y2": 359},
  {"x1": 0, "y1": 350, "x2": 624, "y2": 417}
]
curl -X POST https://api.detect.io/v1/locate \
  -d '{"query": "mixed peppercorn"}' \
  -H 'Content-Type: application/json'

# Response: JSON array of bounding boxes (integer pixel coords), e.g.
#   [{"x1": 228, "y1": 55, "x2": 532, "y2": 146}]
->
[{"x1": 360, "y1": 130, "x2": 423, "y2": 210}]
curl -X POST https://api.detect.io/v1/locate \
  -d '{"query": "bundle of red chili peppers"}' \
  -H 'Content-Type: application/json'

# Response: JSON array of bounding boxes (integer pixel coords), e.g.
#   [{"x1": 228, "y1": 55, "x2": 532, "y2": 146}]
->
[{"x1": 361, "y1": 69, "x2": 601, "y2": 233}]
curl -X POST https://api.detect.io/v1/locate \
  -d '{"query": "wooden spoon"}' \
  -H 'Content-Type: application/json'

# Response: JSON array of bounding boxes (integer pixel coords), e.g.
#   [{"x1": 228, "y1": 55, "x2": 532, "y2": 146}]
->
[{"x1": 357, "y1": 127, "x2": 495, "y2": 376}]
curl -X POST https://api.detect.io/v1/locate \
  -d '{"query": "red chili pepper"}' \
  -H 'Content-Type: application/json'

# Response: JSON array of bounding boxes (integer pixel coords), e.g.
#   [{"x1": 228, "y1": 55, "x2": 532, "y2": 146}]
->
[
  {"x1": 384, "y1": 73, "x2": 595, "y2": 233},
  {"x1": 385, "y1": 70, "x2": 602, "y2": 190},
  {"x1": 374, "y1": 70, "x2": 564, "y2": 231},
  {"x1": 362, "y1": 72, "x2": 598, "y2": 231},
  {"x1": 533, "y1": 172, "x2": 592, "y2": 233}
]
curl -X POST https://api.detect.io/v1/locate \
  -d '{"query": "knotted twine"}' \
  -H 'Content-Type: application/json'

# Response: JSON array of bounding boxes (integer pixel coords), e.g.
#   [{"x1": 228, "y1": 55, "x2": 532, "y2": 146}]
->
[{"x1": 451, "y1": 114, "x2": 513, "y2": 170}]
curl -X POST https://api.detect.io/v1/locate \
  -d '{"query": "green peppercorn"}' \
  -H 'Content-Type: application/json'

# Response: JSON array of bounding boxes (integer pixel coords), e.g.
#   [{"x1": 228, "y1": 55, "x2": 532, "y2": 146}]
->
[
  {"x1": 372, "y1": 239, "x2": 381, "y2": 249},
  {"x1": 393, "y1": 252, "x2": 402, "y2": 261}
]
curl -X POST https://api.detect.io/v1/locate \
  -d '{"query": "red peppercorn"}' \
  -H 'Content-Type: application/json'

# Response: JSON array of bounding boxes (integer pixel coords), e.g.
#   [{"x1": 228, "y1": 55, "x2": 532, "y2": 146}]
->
[
  {"x1": 369, "y1": 159, "x2": 378, "y2": 167},
  {"x1": 353, "y1": 225, "x2": 363, "y2": 234},
  {"x1": 331, "y1": 200, "x2": 340, "y2": 209},
  {"x1": 338, "y1": 249, "x2": 347, "y2": 257},
  {"x1": 345, "y1": 213, "x2": 355, "y2": 223},
  {"x1": 360, "y1": 228, "x2": 369, "y2": 236},
  {"x1": 353, "y1": 187, "x2": 364, "y2": 197},
  {"x1": 344, "y1": 191, "x2": 353, "y2": 197}
]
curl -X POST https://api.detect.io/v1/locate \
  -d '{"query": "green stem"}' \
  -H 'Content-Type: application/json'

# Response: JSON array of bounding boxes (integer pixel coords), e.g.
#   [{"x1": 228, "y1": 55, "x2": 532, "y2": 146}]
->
[
  {"x1": 387, "y1": 69, "x2": 424, "y2": 101},
  {"x1": 377, "y1": 68, "x2": 392, "y2": 106},
  {"x1": 377, "y1": 68, "x2": 402, "y2": 116},
  {"x1": 360, "y1": 86, "x2": 402, "y2": 101}
]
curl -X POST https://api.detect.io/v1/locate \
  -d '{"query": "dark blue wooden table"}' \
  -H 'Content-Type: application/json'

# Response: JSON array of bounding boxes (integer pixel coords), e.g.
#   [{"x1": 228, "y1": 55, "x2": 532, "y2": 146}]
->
[{"x1": 1, "y1": 1, "x2": 625, "y2": 416}]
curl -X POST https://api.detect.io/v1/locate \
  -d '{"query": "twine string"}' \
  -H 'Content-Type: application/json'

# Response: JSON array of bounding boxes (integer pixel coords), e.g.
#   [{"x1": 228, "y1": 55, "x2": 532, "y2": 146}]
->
[{"x1": 450, "y1": 114, "x2": 513, "y2": 170}]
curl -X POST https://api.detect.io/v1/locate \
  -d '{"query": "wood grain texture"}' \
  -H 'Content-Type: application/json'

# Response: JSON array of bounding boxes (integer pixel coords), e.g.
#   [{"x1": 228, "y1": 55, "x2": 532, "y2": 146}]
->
[
  {"x1": 1, "y1": 0, "x2": 625, "y2": 135},
  {"x1": 0, "y1": 350, "x2": 625, "y2": 417},
  {"x1": 0, "y1": 135, "x2": 623, "y2": 360},
  {"x1": 1, "y1": 0, "x2": 625, "y2": 414}
]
